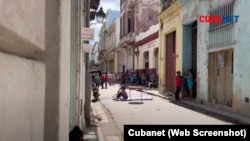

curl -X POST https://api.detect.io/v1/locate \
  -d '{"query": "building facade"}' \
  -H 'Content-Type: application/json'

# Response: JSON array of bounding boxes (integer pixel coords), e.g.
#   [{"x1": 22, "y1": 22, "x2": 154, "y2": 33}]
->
[
  {"x1": 105, "y1": 18, "x2": 120, "y2": 73},
  {"x1": 98, "y1": 9, "x2": 120, "y2": 73},
  {"x1": 194, "y1": 0, "x2": 250, "y2": 118},
  {"x1": 120, "y1": 0, "x2": 160, "y2": 72},
  {"x1": 159, "y1": 0, "x2": 184, "y2": 93},
  {"x1": 98, "y1": 21, "x2": 108, "y2": 72},
  {"x1": 159, "y1": 0, "x2": 250, "y2": 118},
  {"x1": 134, "y1": 23, "x2": 159, "y2": 74}
]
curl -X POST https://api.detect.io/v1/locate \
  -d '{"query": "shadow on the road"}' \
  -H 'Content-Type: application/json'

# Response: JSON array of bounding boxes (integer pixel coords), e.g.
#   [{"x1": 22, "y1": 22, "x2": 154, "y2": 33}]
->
[
  {"x1": 168, "y1": 100, "x2": 241, "y2": 124},
  {"x1": 91, "y1": 99, "x2": 99, "y2": 103},
  {"x1": 137, "y1": 89, "x2": 241, "y2": 124},
  {"x1": 128, "y1": 101, "x2": 144, "y2": 104}
]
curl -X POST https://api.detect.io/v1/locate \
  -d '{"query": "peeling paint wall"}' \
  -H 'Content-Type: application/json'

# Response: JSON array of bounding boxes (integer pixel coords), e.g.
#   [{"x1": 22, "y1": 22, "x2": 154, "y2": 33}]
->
[
  {"x1": 135, "y1": 0, "x2": 160, "y2": 35},
  {"x1": 198, "y1": 0, "x2": 250, "y2": 117},
  {"x1": 196, "y1": 0, "x2": 210, "y2": 104},
  {"x1": 159, "y1": 1, "x2": 183, "y2": 93},
  {"x1": 182, "y1": 0, "x2": 198, "y2": 24},
  {"x1": 232, "y1": 0, "x2": 250, "y2": 117},
  {"x1": 182, "y1": 0, "x2": 250, "y2": 118},
  {"x1": 120, "y1": 0, "x2": 160, "y2": 72}
]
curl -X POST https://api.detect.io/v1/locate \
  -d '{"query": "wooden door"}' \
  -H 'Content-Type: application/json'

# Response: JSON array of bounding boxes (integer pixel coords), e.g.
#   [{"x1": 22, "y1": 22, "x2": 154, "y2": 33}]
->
[
  {"x1": 165, "y1": 31, "x2": 176, "y2": 92},
  {"x1": 208, "y1": 49, "x2": 233, "y2": 106}
]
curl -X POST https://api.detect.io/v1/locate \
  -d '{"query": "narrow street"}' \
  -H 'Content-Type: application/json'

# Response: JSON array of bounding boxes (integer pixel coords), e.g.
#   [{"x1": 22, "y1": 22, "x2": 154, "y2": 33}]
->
[{"x1": 92, "y1": 84, "x2": 234, "y2": 141}]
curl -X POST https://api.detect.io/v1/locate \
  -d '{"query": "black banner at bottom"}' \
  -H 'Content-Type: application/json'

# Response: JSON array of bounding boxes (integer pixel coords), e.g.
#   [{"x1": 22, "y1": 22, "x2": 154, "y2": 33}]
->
[{"x1": 124, "y1": 125, "x2": 249, "y2": 141}]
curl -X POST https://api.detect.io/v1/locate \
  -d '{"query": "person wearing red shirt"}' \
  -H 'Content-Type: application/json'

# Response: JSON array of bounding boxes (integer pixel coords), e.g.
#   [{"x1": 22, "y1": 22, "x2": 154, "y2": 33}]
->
[
  {"x1": 175, "y1": 71, "x2": 182, "y2": 100},
  {"x1": 101, "y1": 72, "x2": 108, "y2": 89}
]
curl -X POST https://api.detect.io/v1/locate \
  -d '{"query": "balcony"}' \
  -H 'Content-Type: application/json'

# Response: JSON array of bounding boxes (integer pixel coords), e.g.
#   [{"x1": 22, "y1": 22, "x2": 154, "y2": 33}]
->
[
  {"x1": 120, "y1": 32, "x2": 135, "y2": 48},
  {"x1": 161, "y1": 0, "x2": 177, "y2": 12}
]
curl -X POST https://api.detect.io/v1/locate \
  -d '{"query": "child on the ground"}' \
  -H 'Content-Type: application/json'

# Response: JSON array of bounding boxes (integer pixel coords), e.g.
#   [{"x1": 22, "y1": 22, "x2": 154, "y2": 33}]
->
[{"x1": 113, "y1": 86, "x2": 128, "y2": 101}]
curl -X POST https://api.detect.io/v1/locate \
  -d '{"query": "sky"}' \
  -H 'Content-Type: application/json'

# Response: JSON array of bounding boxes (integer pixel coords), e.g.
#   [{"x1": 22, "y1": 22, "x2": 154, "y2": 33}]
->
[{"x1": 90, "y1": 0, "x2": 120, "y2": 45}]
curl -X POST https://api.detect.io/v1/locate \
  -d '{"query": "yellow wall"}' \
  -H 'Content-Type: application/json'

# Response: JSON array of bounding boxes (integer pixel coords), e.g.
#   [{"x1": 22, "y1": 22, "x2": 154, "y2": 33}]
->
[{"x1": 158, "y1": 1, "x2": 183, "y2": 93}]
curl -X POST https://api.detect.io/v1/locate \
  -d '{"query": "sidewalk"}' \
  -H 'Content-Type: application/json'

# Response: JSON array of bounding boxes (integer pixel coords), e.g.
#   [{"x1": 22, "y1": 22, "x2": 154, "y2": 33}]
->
[
  {"x1": 83, "y1": 102, "x2": 105, "y2": 141},
  {"x1": 139, "y1": 87, "x2": 250, "y2": 124}
]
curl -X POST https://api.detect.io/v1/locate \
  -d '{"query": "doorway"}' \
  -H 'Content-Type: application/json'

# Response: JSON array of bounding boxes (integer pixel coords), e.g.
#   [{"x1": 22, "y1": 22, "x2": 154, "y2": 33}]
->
[
  {"x1": 208, "y1": 49, "x2": 233, "y2": 106},
  {"x1": 191, "y1": 21, "x2": 197, "y2": 98},
  {"x1": 165, "y1": 31, "x2": 176, "y2": 92}
]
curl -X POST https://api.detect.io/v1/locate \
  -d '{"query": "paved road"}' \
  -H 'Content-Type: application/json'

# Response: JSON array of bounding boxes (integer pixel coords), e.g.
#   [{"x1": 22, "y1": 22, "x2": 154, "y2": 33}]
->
[{"x1": 92, "y1": 84, "x2": 233, "y2": 141}]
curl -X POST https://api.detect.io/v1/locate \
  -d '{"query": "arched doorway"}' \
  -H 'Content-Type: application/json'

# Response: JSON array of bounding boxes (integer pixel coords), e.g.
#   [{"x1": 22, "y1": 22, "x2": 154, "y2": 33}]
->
[
  {"x1": 144, "y1": 51, "x2": 149, "y2": 71},
  {"x1": 154, "y1": 48, "x2": 159, "y2": 73}
]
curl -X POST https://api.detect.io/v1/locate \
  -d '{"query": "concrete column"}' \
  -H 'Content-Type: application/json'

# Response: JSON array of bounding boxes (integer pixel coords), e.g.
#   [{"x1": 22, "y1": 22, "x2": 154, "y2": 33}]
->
[
  {"x1": 197, "y1": 0, "x2": 209, "y2": 102},
  {"x1": 44, "y1": 0, "x2": 59, "y2": 140},
  {"x1": 69, "y1": 0, "x2": 79, "y2": 129},
  {"x1": 84, "y1": 0, "x2": 92, "y2": 126}
]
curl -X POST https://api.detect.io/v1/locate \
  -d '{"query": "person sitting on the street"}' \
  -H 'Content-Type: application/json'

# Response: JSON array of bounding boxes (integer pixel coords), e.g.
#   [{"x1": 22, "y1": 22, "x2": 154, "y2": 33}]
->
[
  {"x1": 148, "y1": 80, "x2": 157, "y2": 88},
  {"x1": 113, "y1": 86, "x2": 128, "y2": 101}
]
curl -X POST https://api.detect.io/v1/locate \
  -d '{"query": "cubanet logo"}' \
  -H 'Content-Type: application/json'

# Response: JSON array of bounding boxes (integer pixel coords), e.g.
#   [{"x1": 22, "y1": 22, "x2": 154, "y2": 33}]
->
[{"x1": 199, "y1": 15, "x2": 240, "y2": 23}]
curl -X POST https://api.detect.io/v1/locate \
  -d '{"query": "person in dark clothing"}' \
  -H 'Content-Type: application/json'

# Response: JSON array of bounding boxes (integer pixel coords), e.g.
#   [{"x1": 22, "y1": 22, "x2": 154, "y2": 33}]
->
[
  {"x1": 145, "y1": 72, "x2": 150, "y2": 87},
  {"x1": 69, "y1": 125, "x2": 85, "y2": 141},
  {"x1": 135, "y1": 71, "x2": 141, "y2": 86}
]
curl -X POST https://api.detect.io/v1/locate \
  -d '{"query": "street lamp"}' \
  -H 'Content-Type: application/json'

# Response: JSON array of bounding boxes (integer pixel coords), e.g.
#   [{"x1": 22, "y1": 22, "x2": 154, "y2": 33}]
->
[{"x1": 96, "y1": 7, "x2": 106, "y2": 23}]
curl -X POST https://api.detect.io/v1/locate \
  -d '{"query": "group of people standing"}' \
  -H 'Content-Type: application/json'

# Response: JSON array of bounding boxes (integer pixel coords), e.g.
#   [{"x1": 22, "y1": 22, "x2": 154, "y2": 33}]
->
[
  {"x1": 116, "y1": 70, "x2": 159, "y2": 88},
  {"x1": 92, "y1": 69, "x2": 194, "y2": 102},
  {"x1": 92, "y1": 70, "x2": 159, "y2": 89},
  {"x1": 175, "y1": 69, "x2": 195, "y2": 101},
  {"x1": 92, "y1": 72, "x2": 108, "y2": 89}
]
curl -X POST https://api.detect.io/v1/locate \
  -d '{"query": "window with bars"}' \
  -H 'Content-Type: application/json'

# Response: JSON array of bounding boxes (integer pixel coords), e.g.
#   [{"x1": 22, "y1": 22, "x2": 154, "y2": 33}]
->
[
  {"x1": 208, "y1": 0, "x2": 236, "y2": 47},
  {"x1": 209, "y1": 1, "x2": 234, "y2": 30}
]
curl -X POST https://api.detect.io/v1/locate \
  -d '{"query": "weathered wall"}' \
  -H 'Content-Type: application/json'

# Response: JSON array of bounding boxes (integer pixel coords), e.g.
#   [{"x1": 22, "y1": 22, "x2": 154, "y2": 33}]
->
[
  {"x1": 135, "y1": 0, "x2": 160, "y2": 35},
  {"x1": 137, "y1": 39, "x2": 158, "y2": 70},
  {"x1": 0, "y1": 0, "x2": 45, "y2": 50},
  {"x1": 0, "y1": 0, "x2": 72, "y2": 141},
  {"x1": 196, "y1": 0, "x2": 210, "y2": 103},
  {"x1": 159, "y1": 1, "x2": 183, "y2": 93},
  {"x1": 232, "y1": 0, "x2": 250, "y2": 117},
  {"x1": 182, "y1": 0, "x2": 209, "y2": 102},
  {"x1": 0, "y1": 0, "x2": 46, "y2": 141},
  {"x1": 0, "y1": 53, "x2": 45, "y2": 141},
  {"x1": 58, "y1": 0, "x2": 71, "y2": 139},
  {"x1": 183, "y1": 0, "x2": 250, "y2": 117},
  {"x1": 136, "y1": 23, "x2": 159, "y2": 70}
]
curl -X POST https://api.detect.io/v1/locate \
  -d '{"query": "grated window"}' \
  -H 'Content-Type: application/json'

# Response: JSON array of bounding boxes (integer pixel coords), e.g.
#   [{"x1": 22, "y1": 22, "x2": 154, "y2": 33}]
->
[{"x1": 208, "y1": 0, "x2": 236, "y2": 47}]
